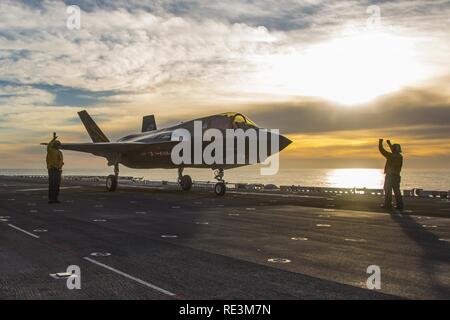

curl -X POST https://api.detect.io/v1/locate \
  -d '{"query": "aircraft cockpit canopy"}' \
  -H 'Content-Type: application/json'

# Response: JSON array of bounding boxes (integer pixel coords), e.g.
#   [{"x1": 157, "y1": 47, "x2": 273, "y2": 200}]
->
[{"x1": 215, "y1": 112, "x2": 258, "y2": 130}]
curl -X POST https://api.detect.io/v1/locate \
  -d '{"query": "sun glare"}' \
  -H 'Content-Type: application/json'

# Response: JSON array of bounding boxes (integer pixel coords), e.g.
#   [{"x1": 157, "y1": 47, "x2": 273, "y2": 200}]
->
[{"x1": 255, "y1": 30, "x2": 431, "y2": 105}]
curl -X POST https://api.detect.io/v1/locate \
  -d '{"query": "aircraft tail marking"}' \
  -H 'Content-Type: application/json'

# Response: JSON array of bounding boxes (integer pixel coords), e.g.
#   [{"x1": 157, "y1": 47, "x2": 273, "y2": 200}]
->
[{"x1": 78, "y1": 110, "x2": 110, "y2": 143}]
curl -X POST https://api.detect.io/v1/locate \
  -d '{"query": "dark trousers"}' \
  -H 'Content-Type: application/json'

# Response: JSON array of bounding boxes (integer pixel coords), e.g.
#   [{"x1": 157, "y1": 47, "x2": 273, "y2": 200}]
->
[
  {"x1": 384, "y1": 173, "x2": 403, "y2": 208},
  {"x1": 48, "y1": 168, "x2": 62, "y2": 202}
]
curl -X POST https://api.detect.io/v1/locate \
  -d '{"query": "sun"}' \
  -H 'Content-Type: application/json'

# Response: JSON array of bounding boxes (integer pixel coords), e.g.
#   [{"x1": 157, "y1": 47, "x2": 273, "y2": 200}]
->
[{"x1": 252, "y1": 29, "x2": 431, "y2": 105}]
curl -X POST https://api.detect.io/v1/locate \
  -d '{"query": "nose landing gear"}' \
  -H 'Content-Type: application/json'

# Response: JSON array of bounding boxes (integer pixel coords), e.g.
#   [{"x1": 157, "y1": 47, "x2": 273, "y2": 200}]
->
[
  {"x1": 178, "y1": 168, "x2": 193, "y2": 191},
  {"x1": 214, "y1": 169, "x2": 226, "y2": 196}
]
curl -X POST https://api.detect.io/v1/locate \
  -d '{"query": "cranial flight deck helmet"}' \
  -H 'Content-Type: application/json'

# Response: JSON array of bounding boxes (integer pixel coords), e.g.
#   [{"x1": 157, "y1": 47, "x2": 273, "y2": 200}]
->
[{"x1": 393, "y1": 144, "x2": 402, "y2": 153}]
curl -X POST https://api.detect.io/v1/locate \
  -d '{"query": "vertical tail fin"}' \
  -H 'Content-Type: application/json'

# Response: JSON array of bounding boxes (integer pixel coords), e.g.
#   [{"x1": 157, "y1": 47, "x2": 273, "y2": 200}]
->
[
  {"x1": 78, "y1": 110, "x2": 110, "y2": 143},
  {"x1": 142, "y1": 115, "x2": 157, "y2": 132}
]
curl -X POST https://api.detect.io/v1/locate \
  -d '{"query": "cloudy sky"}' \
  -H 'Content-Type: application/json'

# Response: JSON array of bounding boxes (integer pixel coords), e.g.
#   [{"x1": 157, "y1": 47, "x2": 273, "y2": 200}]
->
[{"x1": 0, "y1": 0, "x2": 449, "y2": 169}]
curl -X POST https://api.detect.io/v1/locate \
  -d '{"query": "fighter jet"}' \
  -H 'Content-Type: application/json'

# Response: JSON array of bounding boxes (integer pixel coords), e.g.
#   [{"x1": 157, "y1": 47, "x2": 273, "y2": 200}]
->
[{"x1": 50, "y1": 111, "x2": 292, "y2": 196}]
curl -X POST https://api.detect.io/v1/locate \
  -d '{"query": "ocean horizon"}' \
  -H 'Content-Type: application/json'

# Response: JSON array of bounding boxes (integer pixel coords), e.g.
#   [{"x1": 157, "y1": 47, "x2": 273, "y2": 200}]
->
[{"x1": 1, "y1": 167, "x2": 449, "y2": 191}]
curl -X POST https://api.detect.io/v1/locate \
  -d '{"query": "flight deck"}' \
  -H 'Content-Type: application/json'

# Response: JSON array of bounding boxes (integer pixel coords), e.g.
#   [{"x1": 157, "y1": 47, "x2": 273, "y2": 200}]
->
[{"x1": 0, "y1": 175, "x2": 449, "y2": 299}]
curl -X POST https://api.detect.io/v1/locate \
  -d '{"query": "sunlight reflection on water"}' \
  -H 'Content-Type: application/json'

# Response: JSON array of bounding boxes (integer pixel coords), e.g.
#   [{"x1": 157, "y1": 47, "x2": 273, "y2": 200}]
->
[{"x1": 325, "y1": 169, "x2": 385, "y2": 189}]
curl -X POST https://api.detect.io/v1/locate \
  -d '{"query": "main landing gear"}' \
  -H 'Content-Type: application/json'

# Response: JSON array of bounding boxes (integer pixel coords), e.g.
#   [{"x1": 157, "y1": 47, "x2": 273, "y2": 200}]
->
[
  {"x1": 106, "y1": 164, "x2": 119, "y2": 192},
  {"x1": 178, "y1": 168, "x2": 193, "y2": 191},
  {"x1": 214, "y1": 169, "x2": 226, "y2": 196},
  {"x1": 177, "y1": 167, "x2": 226, "y2": 196}
]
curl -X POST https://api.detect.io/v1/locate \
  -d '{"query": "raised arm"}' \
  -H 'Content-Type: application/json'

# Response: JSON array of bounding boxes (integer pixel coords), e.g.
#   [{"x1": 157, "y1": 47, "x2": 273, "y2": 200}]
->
[
  {"x1": 379, "y1": 139, "x2": 391, "y2": 158},
  {"x1": 47, "y1": 132, "x2": 58, "y2": 151},
  {"x1": 387, "y1": 139, "x2": 395, "y2": 152}
]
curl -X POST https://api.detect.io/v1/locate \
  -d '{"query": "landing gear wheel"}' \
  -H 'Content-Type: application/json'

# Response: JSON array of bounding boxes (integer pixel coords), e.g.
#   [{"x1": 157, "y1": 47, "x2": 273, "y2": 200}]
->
[
  {"x1": 180, "y1": 175, "x2": 193, "y2": 191},
  {"x1": 106, "y1": 174, "x2": 118, "y2": 192},
  {"x1": 214, "y1": 182, "x2": 226, "y2": 196}
]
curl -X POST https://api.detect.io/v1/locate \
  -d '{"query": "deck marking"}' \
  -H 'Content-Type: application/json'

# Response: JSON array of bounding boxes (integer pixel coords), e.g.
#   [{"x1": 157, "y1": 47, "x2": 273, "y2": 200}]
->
[
  {"x1": 49, "y1": 272, "x2": 73, "y2": 279},
  {"x1": 345, "y1": 238, "x2": 366, "y2": 243},
  {"x1": 291, "y1": 237, "x2": 308, "y2": 241},
  {"x1": 161, "y1": 235, "x2": 178, "y2": 238},
  {"x1": 8, "y1": 224, "x2": 40, "y2": 239},
  {"x1": 268, "y1": 258, "x2": 291, "y2": 263},
  {"x1": 16, "y1": 186, "x2": 81, "y2": 192},
  {"x1": 90, "y1": 252, "x2": 111, "y2": 257},
  {"x1": 83, "y1": 257, "x2": 175, "y2": 296},
  {"x1": 316, "y1": 224, "x2": 332, "y2": 227}
]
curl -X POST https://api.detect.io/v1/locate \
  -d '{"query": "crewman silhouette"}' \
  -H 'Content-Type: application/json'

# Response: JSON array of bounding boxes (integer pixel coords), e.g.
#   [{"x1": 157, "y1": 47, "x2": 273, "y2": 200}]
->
[{"x1": 379, "y1": 139, "x2": 404, "y2": 210}]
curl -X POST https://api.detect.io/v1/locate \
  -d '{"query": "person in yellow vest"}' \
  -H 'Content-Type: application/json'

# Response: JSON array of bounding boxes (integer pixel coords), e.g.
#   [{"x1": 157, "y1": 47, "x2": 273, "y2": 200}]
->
[{"x1": 47, "y1": 132, "x2": 64, "y2": 204}]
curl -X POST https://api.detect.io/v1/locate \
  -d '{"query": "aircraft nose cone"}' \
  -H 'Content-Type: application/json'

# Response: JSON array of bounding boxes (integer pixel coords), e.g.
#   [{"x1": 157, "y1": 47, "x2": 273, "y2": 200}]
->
[{"x1": 279, "y1": 134, "x2": 292, "y2": 151}]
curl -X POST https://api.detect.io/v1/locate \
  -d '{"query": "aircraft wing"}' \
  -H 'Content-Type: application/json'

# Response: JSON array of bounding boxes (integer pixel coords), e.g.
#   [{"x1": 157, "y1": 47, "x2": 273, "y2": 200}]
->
[{"x1": 57, "y1": 141, "x2": 177, "y2": 157}]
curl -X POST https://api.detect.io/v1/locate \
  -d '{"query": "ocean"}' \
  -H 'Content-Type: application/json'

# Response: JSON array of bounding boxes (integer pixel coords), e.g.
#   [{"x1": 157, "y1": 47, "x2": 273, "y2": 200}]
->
[{"x1": 1, "y1": 167, "x2": 449, "y2": 191}]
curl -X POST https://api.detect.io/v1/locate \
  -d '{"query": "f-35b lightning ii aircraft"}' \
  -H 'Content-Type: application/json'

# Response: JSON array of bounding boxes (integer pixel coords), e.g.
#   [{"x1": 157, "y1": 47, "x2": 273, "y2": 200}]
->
[{"x1": 51, "y1": 111, "x2": 292, "y2": 196}]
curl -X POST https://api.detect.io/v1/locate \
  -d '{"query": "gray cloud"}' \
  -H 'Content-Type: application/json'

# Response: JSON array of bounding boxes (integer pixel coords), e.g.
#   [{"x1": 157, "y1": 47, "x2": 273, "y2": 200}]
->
[
  {"x1": 50, "y1": 1, "x2": 450, "y2": 32},
  {"x1": 0, "y1": 0, "x2": 281, "y2": 97},
  {"x1": 245, "y1": 84, "x2": 450, "y2": 135},
  {"x1": 1, "y1": 0, "x2": 448, "y2": 96}
]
